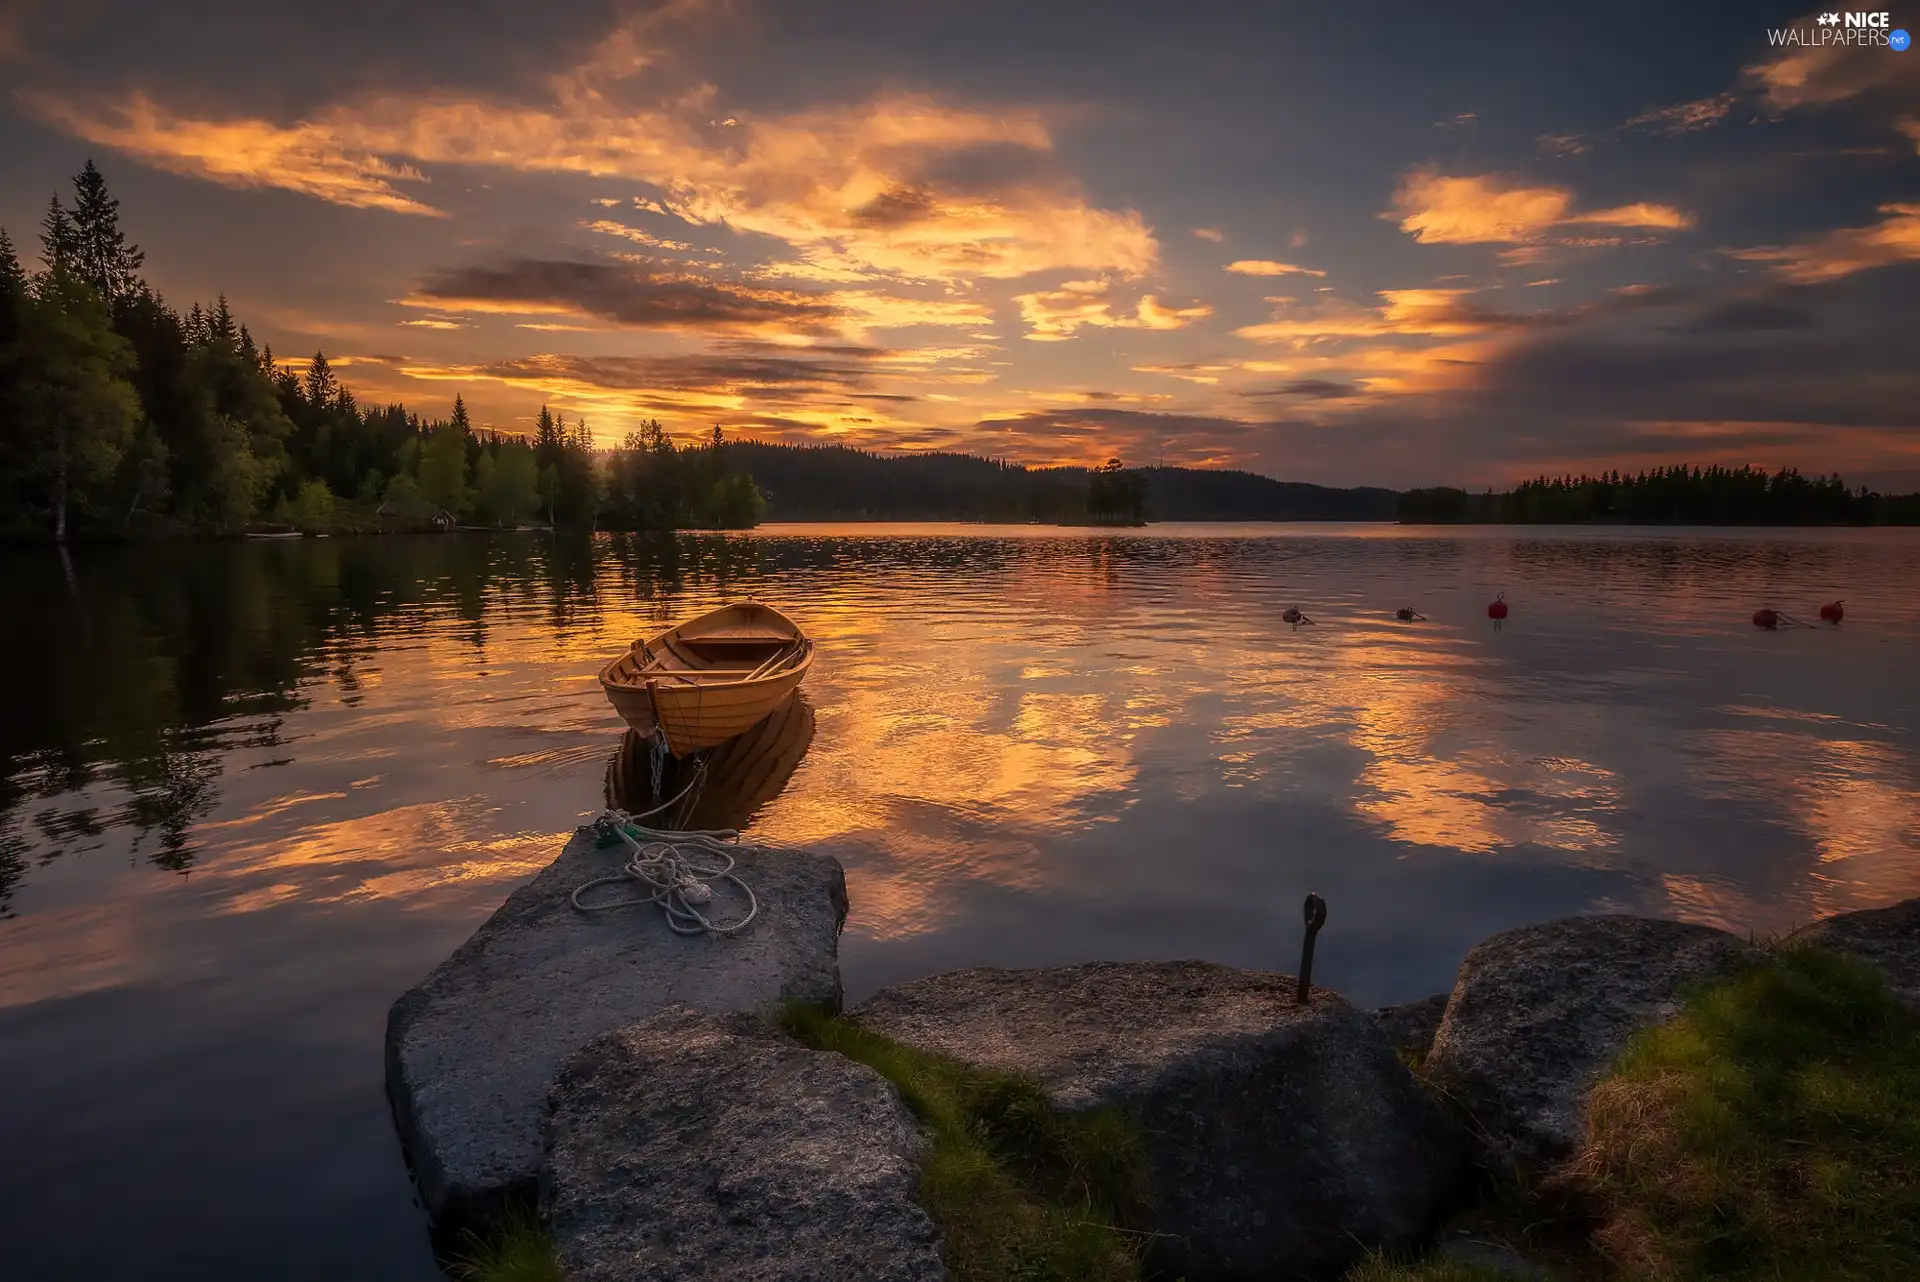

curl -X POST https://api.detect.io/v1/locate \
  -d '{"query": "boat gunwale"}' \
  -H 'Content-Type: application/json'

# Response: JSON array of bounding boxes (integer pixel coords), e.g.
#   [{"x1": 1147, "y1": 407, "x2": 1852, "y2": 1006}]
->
[{"x1": 596, "y1": 601, "x2": 814, "y2": 698}]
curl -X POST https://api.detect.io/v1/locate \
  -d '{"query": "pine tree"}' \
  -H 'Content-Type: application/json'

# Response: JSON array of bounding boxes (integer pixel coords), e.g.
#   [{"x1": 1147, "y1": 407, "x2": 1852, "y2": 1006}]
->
[
  {"x1": 69, "y1": 160, "x2": 144, "y2": 306},
  {"x1": 0, "y1": 228, "x2": 24, "y2": 298},
  {"x1": 40, "y1": 196, "x2": 78, "y2": 272},
  {"x1": 303, "y1": 352, "x2": 336, "y2": 408},
  {"x1": 450, "y1": 393, "x2": 472, "y2": 437},
  {"x1": 210, "y1": 295, "x2": 235, "y2": 348}
]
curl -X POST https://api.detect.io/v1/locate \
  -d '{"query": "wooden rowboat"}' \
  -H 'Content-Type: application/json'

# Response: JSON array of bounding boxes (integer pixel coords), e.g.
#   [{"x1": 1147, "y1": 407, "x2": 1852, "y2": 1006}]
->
[{"x1": 598, "y1": 601, "x2": 814, "y2": 757}]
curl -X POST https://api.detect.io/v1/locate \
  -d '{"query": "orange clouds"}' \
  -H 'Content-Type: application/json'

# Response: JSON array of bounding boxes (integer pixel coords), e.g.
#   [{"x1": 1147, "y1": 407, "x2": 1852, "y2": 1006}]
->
[
  {"x1": 1013, "y1": 279, "x2": 1210, "y2": 341},
  {"x1": 585, "y1": 220, "x2": 694, "y2": 252},
  {"x1": 1224, "y1": 260, "x2": 1326, "y2": 277},
  {"x1": 1743, "y1": 30, "x2": 1912, "y2": 111},
  {"x1": 397, "y1": 257, "x2": 996, "y2": 343},
  {"x1": 1233, "y1": 288, "x2": 1511, "y2": 343},
  {"x1": 1725, "y1": 202, "x2": 1920, "y2": 283},
  {"x1": 1388, "y1": 168, "x2": 1691, "y2": 249},
  {"x1": 1562, "y1": 202, "x2": 1696, "y2": 231},
  {"x1": 32, "y1": 74, "x2": 1157, "y2": 286},
  {"x1": 1391, "y1": 170, "x2": 1571, "y2": 244},
  {"x1": 26, "y1": 92, "x2": 444, "y2": 216}
]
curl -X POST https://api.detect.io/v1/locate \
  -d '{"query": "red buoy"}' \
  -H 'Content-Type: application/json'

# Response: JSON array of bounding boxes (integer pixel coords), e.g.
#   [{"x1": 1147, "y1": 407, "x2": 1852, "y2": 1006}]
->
[
  {"x1": 1819, "y1": 600, "x2": 1844, "y2": 624},
  {"x1": 1487, "y1": 593, "x2": 1508, "y2": 621},
  {"x1": 1752, "y1": 608, "x2": 1779, "y2": 630}
]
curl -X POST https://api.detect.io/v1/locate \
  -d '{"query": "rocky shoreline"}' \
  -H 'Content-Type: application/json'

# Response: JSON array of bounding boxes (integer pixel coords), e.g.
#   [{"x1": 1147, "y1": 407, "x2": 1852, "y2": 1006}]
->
[{"x1": 384, "y1": 827, "x2": 1920, "y2": 1279}]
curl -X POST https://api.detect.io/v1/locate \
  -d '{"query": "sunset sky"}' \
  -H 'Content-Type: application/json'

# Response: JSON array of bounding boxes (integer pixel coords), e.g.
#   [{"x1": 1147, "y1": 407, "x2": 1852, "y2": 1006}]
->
[{"x1": 2, "y1": 0, "x2": 1917, "y2": 488}]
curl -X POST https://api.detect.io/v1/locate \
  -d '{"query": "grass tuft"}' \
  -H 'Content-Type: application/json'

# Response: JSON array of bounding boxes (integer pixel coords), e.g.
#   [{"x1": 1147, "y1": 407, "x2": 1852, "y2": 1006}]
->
[
  {"x1": 1343, "y1": 1256, "x2": 1521, "y2": 1282},
  {"x1": 781, "y1": 1002, "x2": 1145, "y2": 1282},
  {"x1": 1571, "y1": 944, "x2": 1920, "y2": 1281},
  {"x1": 444, "y1": 1203, "x2": 561, "y2": 1282}
]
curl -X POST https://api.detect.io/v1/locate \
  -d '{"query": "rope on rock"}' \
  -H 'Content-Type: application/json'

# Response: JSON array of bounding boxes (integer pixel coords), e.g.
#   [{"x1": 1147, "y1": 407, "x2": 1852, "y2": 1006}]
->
[{"x1": 570, "y1": 810, "x2": 759, "y2": 936}]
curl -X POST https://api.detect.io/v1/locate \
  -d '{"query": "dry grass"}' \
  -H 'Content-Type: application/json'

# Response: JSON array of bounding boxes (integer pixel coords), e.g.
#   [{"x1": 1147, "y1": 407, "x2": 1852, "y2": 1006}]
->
[
  {"x1": 1570, "y1": 945, "x2": 1920, "y2": 1281},
  {"x1": 1343, "y1": 1254, "x2": 1519, "y2": 1281}
]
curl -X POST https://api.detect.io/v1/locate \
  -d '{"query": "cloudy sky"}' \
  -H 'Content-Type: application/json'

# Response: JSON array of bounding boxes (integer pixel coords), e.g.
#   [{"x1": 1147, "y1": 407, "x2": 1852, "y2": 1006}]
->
[{"x1": 2, "y1": 0, "x2": 1917, "y2": 488}]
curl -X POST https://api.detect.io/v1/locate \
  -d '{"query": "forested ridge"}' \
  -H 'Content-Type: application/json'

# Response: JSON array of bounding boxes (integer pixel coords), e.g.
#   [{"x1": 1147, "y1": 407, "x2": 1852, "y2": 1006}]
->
[
  {"x1": 1400, "y1": 467, "x2": 1920, "y2": 526},
  {"x1": 732, "y1": 441, "x2": 1398, "y2": 522}
]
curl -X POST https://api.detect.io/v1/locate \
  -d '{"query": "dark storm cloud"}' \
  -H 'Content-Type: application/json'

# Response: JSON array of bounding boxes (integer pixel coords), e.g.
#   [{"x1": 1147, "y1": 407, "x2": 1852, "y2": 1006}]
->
[
  {"x1": 410, "y1": 259, "x2": 841, "y2": 333},
  {"x1": 1673, "y1": 298, "x2": 1820, "y2": 334},
  {"x1": 847, "y1": 186, "x2": 939, "y2": 229},
  {"x1": 1277, "y1": 268, "x2": 1920, "y2": 486},
  {"x1": 1247, "y1": 379, "x2": 1362, "y2": 400},
  {"x1": 472, "y1": 351, "x2": 875, "y2": 402},
  {"x1": 973, "y1": 409, "x2": 1266, "y2": 462}
]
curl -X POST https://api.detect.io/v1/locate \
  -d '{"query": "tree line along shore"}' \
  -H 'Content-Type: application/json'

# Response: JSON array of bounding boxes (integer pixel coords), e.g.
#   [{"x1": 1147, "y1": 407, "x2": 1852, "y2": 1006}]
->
[{"x1": 3, "y1": 160, "x2": 1914, "y2": 543}]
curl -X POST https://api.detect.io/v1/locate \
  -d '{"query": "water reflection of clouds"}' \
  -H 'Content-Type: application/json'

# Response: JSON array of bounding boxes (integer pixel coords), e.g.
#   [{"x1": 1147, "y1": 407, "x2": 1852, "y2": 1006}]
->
[
  {"x1": 4, "y1": 530, "x2": 1917, "y2": 980},
  {"x1": 1689, "y1": 725, "x2": 1920, "y2": 920}
]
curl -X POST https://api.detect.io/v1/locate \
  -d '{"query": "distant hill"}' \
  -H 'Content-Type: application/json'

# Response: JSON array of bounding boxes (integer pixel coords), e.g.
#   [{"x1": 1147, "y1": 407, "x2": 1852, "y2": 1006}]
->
[{"x1": 728, "y1": 441, "x2": 1398, "y2": 522}]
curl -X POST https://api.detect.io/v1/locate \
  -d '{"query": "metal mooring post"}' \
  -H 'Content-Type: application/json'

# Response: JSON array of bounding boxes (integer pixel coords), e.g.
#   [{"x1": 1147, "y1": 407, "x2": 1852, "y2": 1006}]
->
[{"x1": 1296, "y1": 893, "x2": 1327, "y2": 1005}]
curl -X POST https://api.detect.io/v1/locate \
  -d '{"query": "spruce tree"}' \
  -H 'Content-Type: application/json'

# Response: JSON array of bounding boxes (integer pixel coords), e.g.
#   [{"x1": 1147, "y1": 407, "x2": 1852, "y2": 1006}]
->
[
  {"x1": 303, "y1": 351, "x2": 336, "y2": 407},
  {"x1": 211, "y1": 295, "x2": 235, "y2": 348},
  {"x1": 0, "y1": 228, "x2": 24, "y2": 298},
  {"x1": 69, "y1": 160, "x2": 144, "y2": 306},
  {"x1": 40, "y1": 196, "x2": 77, "y2": 272}
]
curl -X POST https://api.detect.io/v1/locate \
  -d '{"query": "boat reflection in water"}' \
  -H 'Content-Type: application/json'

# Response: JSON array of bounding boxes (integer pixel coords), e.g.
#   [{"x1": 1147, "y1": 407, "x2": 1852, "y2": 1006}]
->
[{"x1": 605, "y1": 692, "x2": 816, "y2": 833}]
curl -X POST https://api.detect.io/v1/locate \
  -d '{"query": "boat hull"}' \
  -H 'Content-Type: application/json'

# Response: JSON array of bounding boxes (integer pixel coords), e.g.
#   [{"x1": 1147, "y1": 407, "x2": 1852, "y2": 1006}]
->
[{"x1": 598, "y1": 602, "x2": 813, "y2": 757}]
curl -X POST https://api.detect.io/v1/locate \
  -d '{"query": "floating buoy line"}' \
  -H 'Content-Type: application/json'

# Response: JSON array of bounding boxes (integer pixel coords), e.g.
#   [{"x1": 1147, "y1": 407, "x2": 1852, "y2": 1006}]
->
[{"x1": 1258, "y1": 594, "x2": 1854, "y2": 634}]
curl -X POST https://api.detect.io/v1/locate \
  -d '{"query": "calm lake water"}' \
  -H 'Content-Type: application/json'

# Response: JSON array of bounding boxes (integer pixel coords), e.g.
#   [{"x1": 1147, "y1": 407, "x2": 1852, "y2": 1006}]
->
[{"x1": 3, "y1": 524, "x2": 1918, "y2": 1279}]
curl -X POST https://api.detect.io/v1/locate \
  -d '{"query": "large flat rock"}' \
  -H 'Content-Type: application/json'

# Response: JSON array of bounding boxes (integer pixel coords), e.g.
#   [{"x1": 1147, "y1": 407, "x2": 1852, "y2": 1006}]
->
[
  {"x1": 1794, "y1": 896, "x2": 1920, "y2": 1013},
  {"x1": 385, "y1": 829, "x2": 848, "y2": 1228},
  {"x1": 544, "y1": 1007, "x2": 944, "y2": 1282},
  {"x1": 855, "y1": 960, "x2": 1469, "y2": 1281},
  {"x1": 1424, "y1": 915, "x2": 1757, "y2": 1172}
]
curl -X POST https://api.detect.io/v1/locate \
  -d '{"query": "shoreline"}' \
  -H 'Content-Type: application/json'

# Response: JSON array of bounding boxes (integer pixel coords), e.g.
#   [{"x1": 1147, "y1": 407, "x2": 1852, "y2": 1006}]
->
[{"x1": 395, "y1": 826, "x2": 1920, "y2": 1282}]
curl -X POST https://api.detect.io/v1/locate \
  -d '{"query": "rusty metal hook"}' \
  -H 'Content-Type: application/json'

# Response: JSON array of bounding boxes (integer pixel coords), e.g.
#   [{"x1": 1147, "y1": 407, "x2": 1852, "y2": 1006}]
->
[{"x1": 1296, "y1": 892, "x2": 1327, "y2": 1005}]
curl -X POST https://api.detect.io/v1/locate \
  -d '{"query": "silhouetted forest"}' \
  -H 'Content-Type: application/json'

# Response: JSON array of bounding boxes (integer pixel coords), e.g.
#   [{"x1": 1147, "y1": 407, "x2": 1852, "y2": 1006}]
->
[
  {"x1": 10, "y1": 162, "x2": 1917, "y2": 540},
  {"x1": 729, "y1": 442, "x2": 1399, "y2": 522},
  {"x1": 0, "y1": 162, "x2": 764, "y2": 540},
  {"x1": 1399, "y1": 467, "x2": 1920, "y2": 525}
]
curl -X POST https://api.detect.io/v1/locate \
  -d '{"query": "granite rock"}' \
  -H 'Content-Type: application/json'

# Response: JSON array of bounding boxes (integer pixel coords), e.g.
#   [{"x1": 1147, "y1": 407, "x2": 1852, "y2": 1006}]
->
[
  {"x1": 1373, "y1": 992, "x2": 1450, "y2": 1061},
  {"x1": 1424, "y1": 915, "x2": 1757, "y2": 1171},
  {"x1": 385, "y1": 829, "x2": 847, "y2": 1228},
  {"x1": 543, "y1": 1007, "x2": 944, "y2": 1282},
  {"x1": 855, "y1": 960, "x2": 1470, "y2": 1281}
]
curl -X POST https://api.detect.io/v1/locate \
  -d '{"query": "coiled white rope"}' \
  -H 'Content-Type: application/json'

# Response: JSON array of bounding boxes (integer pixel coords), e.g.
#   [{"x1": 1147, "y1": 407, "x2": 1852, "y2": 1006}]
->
[{"x1": 570, "y1": 811, "x2": 759, "y2": 936}]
